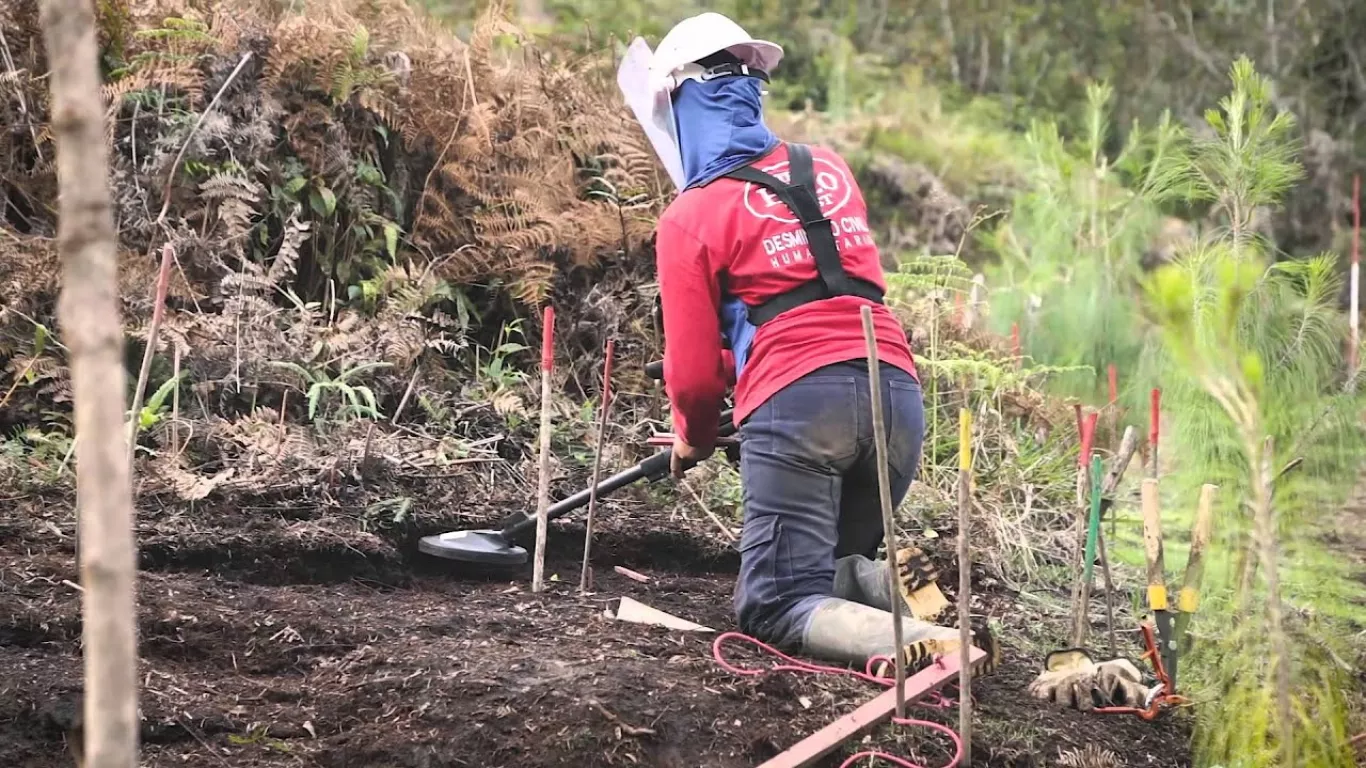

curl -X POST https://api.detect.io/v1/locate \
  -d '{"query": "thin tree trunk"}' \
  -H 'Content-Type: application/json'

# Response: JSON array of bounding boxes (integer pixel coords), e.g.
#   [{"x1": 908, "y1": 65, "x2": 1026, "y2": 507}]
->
[
  {"x1": 38, "y1": 0, "x2": 139, "y2": 763},
  {"x1": 1252, "y1": 435, "x2": 1293, "y2": 764}
]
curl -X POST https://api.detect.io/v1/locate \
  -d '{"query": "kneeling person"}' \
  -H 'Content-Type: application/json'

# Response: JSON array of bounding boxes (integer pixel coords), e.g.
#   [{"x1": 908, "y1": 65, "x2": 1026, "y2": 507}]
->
[{"x1": 643, "y1": 12, "x2": 1000, "y2": 674}]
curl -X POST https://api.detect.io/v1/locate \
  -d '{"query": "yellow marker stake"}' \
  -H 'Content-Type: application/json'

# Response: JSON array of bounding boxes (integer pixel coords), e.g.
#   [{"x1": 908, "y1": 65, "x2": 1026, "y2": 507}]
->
[
  {"x1": 957, "y1": 407, "x2": 973, "y2": 765},
  {"x1": 959, "y1": 408, "x2": 972, "y2": 472}
]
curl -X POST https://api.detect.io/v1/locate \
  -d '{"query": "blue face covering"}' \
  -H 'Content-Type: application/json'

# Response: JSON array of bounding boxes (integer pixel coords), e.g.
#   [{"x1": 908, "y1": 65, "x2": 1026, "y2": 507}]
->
[
  {"x1": 672, "y1": 76, "x2": 779, "y2": 190},
  {"x1": 671, "y1": 75, "x2": 780, "y2": 379}
]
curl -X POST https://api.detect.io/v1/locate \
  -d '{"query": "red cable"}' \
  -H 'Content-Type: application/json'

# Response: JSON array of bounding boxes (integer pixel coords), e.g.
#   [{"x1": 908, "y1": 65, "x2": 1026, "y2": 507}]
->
[{"x1": 712, "y1": 631, "x2": 965, "y2": 768}]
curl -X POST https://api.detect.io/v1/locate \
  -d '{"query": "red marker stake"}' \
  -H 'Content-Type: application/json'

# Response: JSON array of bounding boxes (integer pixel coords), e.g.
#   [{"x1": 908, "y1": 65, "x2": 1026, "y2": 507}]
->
[
  {"x1": 1080, "y1": 411, "x2": 1099, "y2": 468},
  {"x1": 532, "y1": 305, "x2": 556, "y2": 593},
  {"x1": 1011, "y1": 323, "x2": 1021, "y2": 368}
]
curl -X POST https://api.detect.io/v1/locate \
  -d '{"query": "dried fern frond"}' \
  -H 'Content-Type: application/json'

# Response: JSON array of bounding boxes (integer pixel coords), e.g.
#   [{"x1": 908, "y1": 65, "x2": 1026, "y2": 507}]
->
[
  {"x1": 200, "y1": 171, "x2": 263, "y2": 249},
  {"x1": 266, "y1": 213, "x2": 311, "y2": 287},
  {"x1": 103, "y1": 57, "x2": 206, "y2": 109}
]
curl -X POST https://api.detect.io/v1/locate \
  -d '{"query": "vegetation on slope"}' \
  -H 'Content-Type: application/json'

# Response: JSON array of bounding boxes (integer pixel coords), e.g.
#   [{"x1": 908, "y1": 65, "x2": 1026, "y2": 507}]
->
[{"x1": 2, "y1": 0, "x2": 677, "y2": 500}]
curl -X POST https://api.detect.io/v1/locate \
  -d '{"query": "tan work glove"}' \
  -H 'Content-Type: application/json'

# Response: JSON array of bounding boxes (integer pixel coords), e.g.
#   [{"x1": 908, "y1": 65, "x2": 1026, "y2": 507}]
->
[
  {"x1": 1091, "y1": 658, "x2": 1153, "y2": 708},
  {"x1": 1028, "y1": 648, "x2": 1155, "y2": 712},
  {"x1": 1027, "y1": 648, "x2": 1098, "y2": 709}
]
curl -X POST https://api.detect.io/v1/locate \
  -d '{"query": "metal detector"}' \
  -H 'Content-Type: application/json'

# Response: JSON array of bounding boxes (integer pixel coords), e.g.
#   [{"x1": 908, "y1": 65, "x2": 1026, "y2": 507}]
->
[{"x1": 417, "y1": 360, "x2": 736, "y2": 567}]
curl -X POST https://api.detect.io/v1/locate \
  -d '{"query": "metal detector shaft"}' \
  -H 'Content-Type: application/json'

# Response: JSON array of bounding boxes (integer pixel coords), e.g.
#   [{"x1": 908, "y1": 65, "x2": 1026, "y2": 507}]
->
[{"x1": 497, "y1": 407, "x2": 735, "y2": 539}]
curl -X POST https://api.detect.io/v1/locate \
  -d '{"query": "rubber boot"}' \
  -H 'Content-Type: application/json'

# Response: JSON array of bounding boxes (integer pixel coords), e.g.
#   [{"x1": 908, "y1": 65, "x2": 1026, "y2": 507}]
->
[
  {"x1": 832, "y1": 549, "x2": 939, "y2": 617},
  {"x1": 801, "y1": 597, "x2": 965, "y2": 674},
  {"x1": 832, "y1": 553, "x2": 1002, "y2": 676}
]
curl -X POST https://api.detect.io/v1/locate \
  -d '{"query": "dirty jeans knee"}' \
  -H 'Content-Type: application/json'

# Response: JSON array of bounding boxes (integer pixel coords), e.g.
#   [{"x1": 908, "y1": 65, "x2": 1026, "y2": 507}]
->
[
  {"x1": 834, "y1": 371, "x2": 924, "y2": 560},
  {"x1": 733, "y1": 361, "x2": 928, "y2": 648},
  {"x1": 733, "y1": 364, "x2": 865, "y2": 650}
]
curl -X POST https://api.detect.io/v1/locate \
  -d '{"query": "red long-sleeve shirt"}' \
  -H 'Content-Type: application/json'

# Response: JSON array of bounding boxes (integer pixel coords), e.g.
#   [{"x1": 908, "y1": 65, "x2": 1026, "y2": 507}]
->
[{"x1": 656, "y1": 142, "x2": 918, "y2": 448}]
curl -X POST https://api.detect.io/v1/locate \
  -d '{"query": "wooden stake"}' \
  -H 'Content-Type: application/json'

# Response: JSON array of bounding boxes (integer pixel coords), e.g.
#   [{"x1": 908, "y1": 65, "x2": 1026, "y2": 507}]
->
[
  {"x1": 1098, "y1": 425, "x2": 1138, "y2": 655},
  {"x1": 957, "y1": 407, "x2": 974, "y2": 766},
  {"x1": 171, "y1": 345, "x2": 181, "y2": 455},
  {"x1": 1141, "y1": 478, "x2": 1167, "y2": 611},
  {"x1": 1149, "y1": 388, "x2": 1161, "y2": 479},
  {"x1": 860, "y1": 305, "x2": 906, "y2": 719},
  {"x1": 1102, "y1": 426, "x2": 1140, "y2": 500},
  {"x1": 532, "y1": 305, "x2": 555, "y2": 594},
  {"x1": 1069, "y1": 411, "x2": 1099, "y2": 646},
  {"x1": 1074, "y1": 453, "x2": 1104, "y2": 646},
  {"x1": 966, "y1": 274, "x2": 985, "y2": 329},
  {"x1": 579, "y1": 339, "x2": 615, "y2": 593},
  {"x1": 1106, "y1": 363, "x2": 1119, "y2": 441},
  {"x1": 1096, "y1": 527, "x2": 1119, "y2": 656},
  {"x1": 126, "y1": 242, "x2": 174, "y2": 476},
  {"x1": 1174, "y1": 483, "x2": 1218, "y2": 649},
  {"x1": 39, "y1": 0, "x2": 139, "y2": 760},
  {"x1": 1072, "y1": 403, "x2": 1084, "y2": 457}
]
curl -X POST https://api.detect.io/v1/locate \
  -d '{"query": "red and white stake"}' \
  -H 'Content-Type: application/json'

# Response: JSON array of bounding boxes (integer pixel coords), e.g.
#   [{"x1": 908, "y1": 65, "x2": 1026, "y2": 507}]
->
[
  {"x1": 532, "y1": 305, "x2": 556, "y2": 593},
  {"x1": 1351, "y1": 174, "x2": 1360, "y2": 374}
]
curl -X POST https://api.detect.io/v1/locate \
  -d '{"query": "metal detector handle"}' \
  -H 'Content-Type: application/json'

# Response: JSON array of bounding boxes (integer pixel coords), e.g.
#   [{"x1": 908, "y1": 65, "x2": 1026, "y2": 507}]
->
[{"x1": 496, "y1": 409, "x2": 737, "y2": 540}]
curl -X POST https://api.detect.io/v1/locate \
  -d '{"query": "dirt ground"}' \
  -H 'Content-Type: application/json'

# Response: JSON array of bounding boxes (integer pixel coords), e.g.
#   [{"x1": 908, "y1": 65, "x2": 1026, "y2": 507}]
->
[{"x1": 0, "y1": 474, "x2": 1193, "y2": 768}]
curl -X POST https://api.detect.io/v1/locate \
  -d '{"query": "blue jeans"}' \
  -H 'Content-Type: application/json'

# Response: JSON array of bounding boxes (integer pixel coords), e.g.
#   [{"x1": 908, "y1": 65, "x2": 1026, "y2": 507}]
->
[{"x1": 733, "y1": 359, "x2": 926, "y2": 649}]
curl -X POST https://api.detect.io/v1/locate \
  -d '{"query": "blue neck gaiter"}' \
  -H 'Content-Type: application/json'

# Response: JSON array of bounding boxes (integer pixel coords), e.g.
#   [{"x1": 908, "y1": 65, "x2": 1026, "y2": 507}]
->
[
  {"x1": 670, "y1": 75, "x2": 780, "y2": 379},
  {"x1": 672, "y1": 76, "x2": 780, "y2": 190}
]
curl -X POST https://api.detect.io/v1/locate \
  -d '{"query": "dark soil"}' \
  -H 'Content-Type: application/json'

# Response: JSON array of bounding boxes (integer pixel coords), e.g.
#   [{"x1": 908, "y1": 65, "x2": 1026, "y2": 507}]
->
[{"x1": 0, "y1": 478, "x2": 1192, "y2": 768}]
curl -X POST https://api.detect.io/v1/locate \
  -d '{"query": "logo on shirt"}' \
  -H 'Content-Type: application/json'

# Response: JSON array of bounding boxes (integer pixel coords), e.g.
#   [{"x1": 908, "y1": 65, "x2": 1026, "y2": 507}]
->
[{"x1": 742, "y1": 156, "x2": 854, "y2": 224}]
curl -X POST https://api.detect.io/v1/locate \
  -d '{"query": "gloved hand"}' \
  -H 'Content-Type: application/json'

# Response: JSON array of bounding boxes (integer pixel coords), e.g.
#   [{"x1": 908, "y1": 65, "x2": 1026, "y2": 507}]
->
[
  {"x1": 1028, "y1": 648, "x2": 1156, "y2": 712},
  {"x1": 723, "y1": 441, "x2": 741, "y2": 466}
]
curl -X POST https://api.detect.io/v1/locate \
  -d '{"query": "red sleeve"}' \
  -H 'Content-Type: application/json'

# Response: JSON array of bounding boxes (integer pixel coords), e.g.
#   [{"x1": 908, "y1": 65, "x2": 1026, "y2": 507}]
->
[{"x1": 656, "y1": 216, "x2": 726, "y2": 448}]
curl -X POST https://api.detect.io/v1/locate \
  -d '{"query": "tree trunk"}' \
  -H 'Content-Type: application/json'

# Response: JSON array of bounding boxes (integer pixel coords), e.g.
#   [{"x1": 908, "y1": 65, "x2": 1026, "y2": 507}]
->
[{"x1": 38, "y1": 0, "x2": 139, "y2": 763}]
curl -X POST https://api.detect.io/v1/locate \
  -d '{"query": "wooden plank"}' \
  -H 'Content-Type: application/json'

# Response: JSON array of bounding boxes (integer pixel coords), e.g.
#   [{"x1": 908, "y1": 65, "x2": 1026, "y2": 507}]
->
[
  {"x1": 613, "y1": 565, "x2": 650, "y2": 584},
  {"x1": 757, "y1": 646, "x2": 987, "y2": 768},
  {"x1": 611, "y1": 597, "x2": 714, "y2": 633}
]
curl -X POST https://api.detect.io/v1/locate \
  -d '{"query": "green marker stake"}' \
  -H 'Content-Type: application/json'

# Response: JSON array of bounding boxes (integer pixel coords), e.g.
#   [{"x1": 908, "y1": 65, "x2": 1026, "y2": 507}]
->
[{"x1": 1084, "y1": 454, "x2": 1103, "y2": 585}]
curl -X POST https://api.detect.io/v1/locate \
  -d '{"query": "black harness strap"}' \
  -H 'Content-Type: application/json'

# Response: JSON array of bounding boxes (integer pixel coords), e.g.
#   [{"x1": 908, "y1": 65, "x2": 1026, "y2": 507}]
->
[{"x1": 719, "y1": 143, "x2": 884, "y2": 326}]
